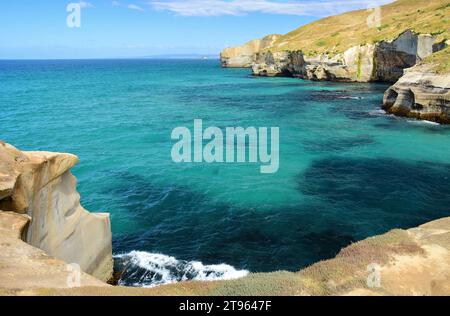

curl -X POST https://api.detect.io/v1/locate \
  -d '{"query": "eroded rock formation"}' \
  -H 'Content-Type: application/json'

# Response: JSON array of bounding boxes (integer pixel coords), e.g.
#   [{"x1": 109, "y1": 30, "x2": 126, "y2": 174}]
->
[
  {"x1": 222, "y1": 29, "x2": 449, "y2": 123},
  {"x1": 251, "y1": 30, "x2": 445, "y2": 83},
  {"x1": 383, "y1": 63, "x2": 450, "y2": 124},
  {"x1": 3, "y1": 216, "x2": 449, "y2": 296},
  {"x1": 220, "y1": 34, "x2": 281, "y2": 68},
  {"x1": 0, "y1": 211, "x2": 109, "y2": 290},
  {"x1": 0, "y1": 142, "x2": 113, "y2": 282}
]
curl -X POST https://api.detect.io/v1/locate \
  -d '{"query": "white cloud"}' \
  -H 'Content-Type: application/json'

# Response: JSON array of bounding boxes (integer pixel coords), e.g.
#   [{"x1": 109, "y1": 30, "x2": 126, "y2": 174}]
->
[
  {"x1": 78, "y1": 1, "x2": 95, "y2": 9},
  {"x1": 148, "y1": 0, "x2": 394, "y2": 17},
  {"x1": 112, "y1": 1, "x2": 145, "y2": 11},
  {"x1": 128, "y1": 4, "x2": 145, "y2": 11}
]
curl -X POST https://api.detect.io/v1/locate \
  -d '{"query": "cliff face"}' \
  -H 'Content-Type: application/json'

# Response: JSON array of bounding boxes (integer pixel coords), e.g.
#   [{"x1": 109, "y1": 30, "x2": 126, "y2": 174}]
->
[
  {"x1": 0, "y1": 211, "x2": 109, "y2": 290},
  {"x1": 383, "y1": 62, "x2": 450, "y2": 124},
  {"x1": 220, "y1": 0, "x2": 449, "y2": 123},
  {"x1": 0, "y1": 142, "x2": 113, "y2": 282},
  {"x1": 220, "y1": 34, "x2": 280, "y2": 68},
  {"x1": 251, "y1": 30, "x2": 445, "y2": 82}
]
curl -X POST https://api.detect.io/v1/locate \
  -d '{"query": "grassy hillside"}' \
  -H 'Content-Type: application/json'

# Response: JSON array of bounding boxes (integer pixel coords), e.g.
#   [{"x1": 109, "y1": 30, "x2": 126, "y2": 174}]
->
[
  {"x1": 421, "y1": 46, "x2": 450, "y2": 73},
  {"x1": 268, "y1": 0, "x2": 449, "y2": 56}
]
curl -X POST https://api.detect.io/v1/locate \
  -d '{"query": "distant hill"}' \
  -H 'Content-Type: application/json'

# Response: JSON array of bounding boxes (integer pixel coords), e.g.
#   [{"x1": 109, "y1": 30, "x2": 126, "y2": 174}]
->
[{"x1": 268, "y1": 0, "x2": 448, "y2": 60}]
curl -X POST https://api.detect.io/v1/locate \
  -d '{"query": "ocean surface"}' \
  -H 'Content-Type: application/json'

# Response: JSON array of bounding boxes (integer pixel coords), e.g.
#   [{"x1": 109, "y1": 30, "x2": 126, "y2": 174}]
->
[{"x1": 1, "y1": 59, "x2": 450, "y2": 287}]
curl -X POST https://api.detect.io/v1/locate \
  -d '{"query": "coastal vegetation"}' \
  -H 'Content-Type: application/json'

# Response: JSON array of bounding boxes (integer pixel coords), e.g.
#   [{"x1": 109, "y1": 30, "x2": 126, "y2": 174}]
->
[{"x1": 266, "y1": 0, "x2": 449, "y2": 57}]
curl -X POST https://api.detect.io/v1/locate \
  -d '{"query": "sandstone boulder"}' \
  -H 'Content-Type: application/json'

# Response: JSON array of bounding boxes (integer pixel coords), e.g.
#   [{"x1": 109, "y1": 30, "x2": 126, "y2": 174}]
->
[
  {"x1": 383, "y1": 64, "x2": 450, "y2": 124},
  {"x1": 0, "y1": 142, "x2": 113, "y2": 282},
  {"x1": 0, "y1": 211, "x2": 109, "y2": 290}
]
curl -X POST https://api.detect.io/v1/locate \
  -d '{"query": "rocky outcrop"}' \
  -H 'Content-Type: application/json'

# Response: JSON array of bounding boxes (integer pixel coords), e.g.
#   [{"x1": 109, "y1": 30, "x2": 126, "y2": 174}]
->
[
  {"x1": 0, "y1": 211, "x2": 109, "y2": 290},
  {"x1": 224, "y1": 28, "x2": 449, "y2": 123},
  {"x1": 251, "y1": 30, "x2": 446, "y2": 83},
  {"x1": 383, "y1": 63, "x2": 450, "y2": 124},
  {"x1": 220, "y1": 34, "x2": 280, "y2": 68},
  {"x1": 4, "y1": 216, "x2": 450, "y2": 296},
  {"x1": 374, "y1": 30, "x2": 444, "y2": 82},
  {"x1": 252, "y1": 45, "x2": 377, "y2": 82},
  {"x1": 0, "y1": 142, "x2": 113, "y2": 282}
]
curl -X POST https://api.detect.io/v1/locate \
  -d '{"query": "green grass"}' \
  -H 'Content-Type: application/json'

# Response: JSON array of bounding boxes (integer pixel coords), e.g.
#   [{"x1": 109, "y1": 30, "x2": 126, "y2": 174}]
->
[
  {"x1": 421, "y1": 46, "x2": 450, "y2": 73},
  {"x1": 34, "y1": 226, "x2": 427, "y2": 296},
  {"x1": 265, "y1": 0, "x2": 449, "y2": 57}
]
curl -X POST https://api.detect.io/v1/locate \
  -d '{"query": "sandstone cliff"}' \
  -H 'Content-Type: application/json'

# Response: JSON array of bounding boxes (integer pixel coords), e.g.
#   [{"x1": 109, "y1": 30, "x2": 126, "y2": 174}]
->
[
  {"x1": 220, "y1": 0, "x2": 449, "y2": 123},
  {"x1": 0, "y1": 142, "x2": 113, "y2": 282},
  {"x1": 220, "y1": 34, "x2": 281, "y2": 68},
  {"x1": 0, "y1": 211, "x2": 109, "y2": 291},
  {"x1": 252, "y1": 30, "x2": 446, "y2": 82},
  {"x1": 383, "y1": 56, "x2": 450, "y2": 124}
]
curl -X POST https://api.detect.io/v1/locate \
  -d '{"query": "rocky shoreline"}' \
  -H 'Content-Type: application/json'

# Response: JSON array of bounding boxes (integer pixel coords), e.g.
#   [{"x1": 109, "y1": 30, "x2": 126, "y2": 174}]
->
[
  {"x1": 249, "y1": 30, "x2": 446, "y2": 82},
  {"x1": 1, "y1": 142, "x2": 450, "y2": 296},
  {"x1": 221, "y1": 31, "x2": 449, "y2": 124},
  {"x1": 220, "y1": 0, "x2": 449, "y2": 124},
  {"x1": 383, "y1": 61, "x2": 450, "y2": 124}
]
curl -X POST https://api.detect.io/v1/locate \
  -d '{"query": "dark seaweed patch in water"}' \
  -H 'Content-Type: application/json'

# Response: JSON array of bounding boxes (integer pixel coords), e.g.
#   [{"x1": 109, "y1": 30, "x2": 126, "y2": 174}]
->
[
  {"x1": 108, "y1": 172, "x2": 358, "y2": 272},
  {"x1": 298, "y1": 157, "x2": 450, "y2": 224},
  {"x1": 308, "y1": 90, "x2": 379, "y2": 120},
  {"x1": 372, "y1": 120, "x2": 402, "y2": 130},
  {"x1": 108, "y1": 156, "x2": 450, "y2": 279},
  {"x1": 302, "y1": 230, "x2": 357, "y2": 259},
  {"x1": 176, "y1": 87, "x2": 309, "y2": 115},
  {"x1": 303, "y1": 135, "x2": 375, "y2": 152},
  {"x1": 310, "y1": 90, "x2": 354, "y2": 102},
  {"x1": 328, "y1": 103, "x2": 374, "y2": 120}
]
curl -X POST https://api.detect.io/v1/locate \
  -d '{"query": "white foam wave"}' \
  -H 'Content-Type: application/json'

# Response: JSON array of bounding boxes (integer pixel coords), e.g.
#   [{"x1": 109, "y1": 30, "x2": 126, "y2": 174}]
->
[
  {"x1": 369, "y1": 109, "x2": 387, "y2": 116},
  {"x1": 114, "y1": 251, "x2": 249, "y2": 288},
  {"x1": 338, "y1": 96, "x2": 363, "y2": 100},
  {"x1": 407, "y1": 120, "x2": 440, "y2": 126}
]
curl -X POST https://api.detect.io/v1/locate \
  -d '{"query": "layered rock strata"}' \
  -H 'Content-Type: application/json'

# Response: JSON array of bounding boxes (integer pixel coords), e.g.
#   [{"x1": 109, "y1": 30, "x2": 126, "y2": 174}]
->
[
  {"x1": 0, "y1": 142, "x2": 113, "y2": 282},
  {"x1": 251, "y1": 30, "x2": 445, "y2": 83},
  {"x1": 0, "y1": 211, "x2": 109, "y2": 290},
  {"x1": 383, "y1": 63, "x2": 450, "y2": 123},
  {"x1": 220, "y1": 34, "x2": 281, "y2": 68},
  {"x1": 222, "y1": 29, "x2": 449, "y2": 123}
]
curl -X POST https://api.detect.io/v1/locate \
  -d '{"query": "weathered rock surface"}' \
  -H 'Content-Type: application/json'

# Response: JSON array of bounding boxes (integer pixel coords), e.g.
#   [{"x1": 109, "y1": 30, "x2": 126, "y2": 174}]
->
[
  {"x1": 224, "y1": 28, "x2": 449, "y2": 123},
  {"x1": 251, "y1": 30, "x2": 445, "y2": 83},
  {"x1": 3, "y1": 216, "x2": 450, "y2": 296},
  {"x1": 0, "y1": 142, "x2": 113, "y2": 282},
  {"x1": 220, "y1": 34, "x2": 280, "y2": 68},
  {"x1": 383, "y1": 63, "x2": 450, "y2": 124},
  {"x1": 0, "y1": 211, "x2": 108, "y2": 290}
]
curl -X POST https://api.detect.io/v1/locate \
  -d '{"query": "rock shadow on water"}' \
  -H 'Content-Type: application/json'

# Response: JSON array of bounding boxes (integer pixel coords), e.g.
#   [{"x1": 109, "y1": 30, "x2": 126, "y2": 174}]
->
[
  {"x1": 310, "y1": 90, "x2": 359, "y2": 102},
  {"x1": 105, "y1": 171, "x2": 359, "y2": 273},
  {"x1": 302, "y1": 135, "x2": 375, "y2": 153},
  {"x1": 176, "y1": 84, "x2": 322, "y2": 115},
  {"x1": 297, "y1": 156, "x2": 450, "y2": 231}
]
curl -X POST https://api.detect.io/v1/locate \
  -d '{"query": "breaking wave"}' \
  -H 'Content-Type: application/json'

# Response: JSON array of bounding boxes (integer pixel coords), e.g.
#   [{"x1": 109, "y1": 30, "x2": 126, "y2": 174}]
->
[
  {"x1": 407, "y1": 119, "x2": 440, "y2": 126},
  {"x1": 114, "y1": 251, "x2": 249, "y2": 288},
  {"x1": 338, "y1": 96, "x2": 363, "y2": 100},
  {"x1": 369, "y1": 109, "x2": 388, "y2": 116}
]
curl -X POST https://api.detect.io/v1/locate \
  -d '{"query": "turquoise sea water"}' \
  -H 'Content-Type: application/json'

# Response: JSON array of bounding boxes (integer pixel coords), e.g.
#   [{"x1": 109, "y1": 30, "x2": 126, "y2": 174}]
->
[{"x1": 1, "y1": 59, "x2": 450, "y2": 286}]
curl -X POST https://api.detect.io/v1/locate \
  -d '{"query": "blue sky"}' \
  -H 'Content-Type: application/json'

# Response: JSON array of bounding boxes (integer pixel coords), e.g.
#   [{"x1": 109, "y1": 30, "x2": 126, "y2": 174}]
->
[{"x1": 0, "y1": 0, "x2": 393, "y2": 59}]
